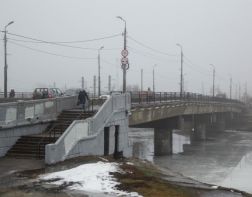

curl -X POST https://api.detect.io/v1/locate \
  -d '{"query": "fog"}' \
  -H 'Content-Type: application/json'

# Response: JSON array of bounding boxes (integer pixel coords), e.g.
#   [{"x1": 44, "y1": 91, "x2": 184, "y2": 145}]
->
[{"x1": 1, "y1": 0, "x2": 251, "y2": 97}]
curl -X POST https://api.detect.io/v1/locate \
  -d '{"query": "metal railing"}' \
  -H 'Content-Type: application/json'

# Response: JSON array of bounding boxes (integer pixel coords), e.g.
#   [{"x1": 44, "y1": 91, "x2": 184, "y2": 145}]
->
[
  {"x1": 130, "y1": 91, "x2": 243, "y2": 105},
  {"x1": 0, "y1": 92, "x2": 33, "y2": 99}
]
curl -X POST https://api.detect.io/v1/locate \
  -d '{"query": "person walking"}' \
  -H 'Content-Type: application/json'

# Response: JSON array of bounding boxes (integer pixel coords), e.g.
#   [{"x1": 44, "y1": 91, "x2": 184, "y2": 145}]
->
[{"x1": 78, "y1": 89, "x2": 89, "y2": 110}]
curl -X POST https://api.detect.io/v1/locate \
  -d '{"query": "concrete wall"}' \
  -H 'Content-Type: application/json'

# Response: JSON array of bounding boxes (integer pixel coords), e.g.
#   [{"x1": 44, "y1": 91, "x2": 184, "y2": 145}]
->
[
  {"x1": 0, "y1": 123, "x2": 49, "y2": 157},
  {"x1": 0, "y1": 96, "x2": 78, "y2": 157},
  {"x1": 45, "y1": 93, "x2": 131, "y2": 164},
  {"x1": 129, "y1": 101, "x2": 243, "y2": 127},
  {"x1": 0, "y1": 96, "x2": 77, "y2": 129}
]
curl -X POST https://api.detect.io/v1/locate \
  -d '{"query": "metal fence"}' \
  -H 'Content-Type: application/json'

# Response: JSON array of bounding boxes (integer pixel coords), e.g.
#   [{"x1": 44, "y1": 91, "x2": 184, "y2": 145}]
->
[
  {"x1": 130, "y1": 91, "x2": 243, "y2": 105},
  {"x1": 0, "y1": 92, "x2": 33, "y2": 99}
]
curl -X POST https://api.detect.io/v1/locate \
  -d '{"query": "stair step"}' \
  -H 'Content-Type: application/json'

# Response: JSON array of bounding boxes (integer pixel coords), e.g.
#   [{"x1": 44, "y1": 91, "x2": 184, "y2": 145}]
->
[
  {"x1": 6, "y1": 109, "x2": 95, "y2": 159},
  {"x1": 7, "y1": 153, "x2": 44, "y2": 158}
]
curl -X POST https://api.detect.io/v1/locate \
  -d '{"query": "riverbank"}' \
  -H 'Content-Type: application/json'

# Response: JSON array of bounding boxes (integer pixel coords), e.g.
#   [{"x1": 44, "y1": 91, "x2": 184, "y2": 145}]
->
[{"x1": 0, "y1": 156, "x2": 251, "y2": 197}]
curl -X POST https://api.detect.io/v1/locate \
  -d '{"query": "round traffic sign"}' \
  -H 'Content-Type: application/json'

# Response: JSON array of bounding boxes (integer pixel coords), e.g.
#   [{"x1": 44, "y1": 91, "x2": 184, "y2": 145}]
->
[
  {"x1": 121, "y1": 57, "x2": 128, "y2": 65},
  {"x1": 121, "y1": 49, "x2": 128, "y2": 57}
]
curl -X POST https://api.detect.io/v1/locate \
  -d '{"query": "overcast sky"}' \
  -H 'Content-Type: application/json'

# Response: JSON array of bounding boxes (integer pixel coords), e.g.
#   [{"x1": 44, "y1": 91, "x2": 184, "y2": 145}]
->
[{"x1": 1, "y1": 0, "x2": 252, "y2": 97}]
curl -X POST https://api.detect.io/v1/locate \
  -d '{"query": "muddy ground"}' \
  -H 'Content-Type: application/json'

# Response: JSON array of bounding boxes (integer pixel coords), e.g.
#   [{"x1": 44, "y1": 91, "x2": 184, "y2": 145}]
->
[{"x1": 0, "y1": 156, "x2": 251, "y2": 197}]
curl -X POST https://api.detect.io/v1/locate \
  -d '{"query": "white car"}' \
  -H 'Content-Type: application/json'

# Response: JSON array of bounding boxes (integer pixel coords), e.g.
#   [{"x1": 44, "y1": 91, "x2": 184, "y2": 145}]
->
[{"x1": 99, "y1": 95, "x2": 110, "y2": 99}]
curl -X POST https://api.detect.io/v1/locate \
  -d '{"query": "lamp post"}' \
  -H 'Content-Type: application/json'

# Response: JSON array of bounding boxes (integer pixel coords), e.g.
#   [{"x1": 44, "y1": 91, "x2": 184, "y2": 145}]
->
[
  {"x1": 117, "y1": 16, "x2": 129, "y2": 93},
  {"x1": 3, "y1": 21, "x2": 14, "y2": 98},
  {"x1": 98, "y1": 46, "x2": 104, "y2": 97},
  {"x1": 153, "y1": 64, "x2": 157, "y2": 92},
  {"x1": 176, "y1": 43, "x2": 183, "y2": 98},
  {"x1": 210, "y1": 64, "x2": 215, "y2": 97},
  {"x1": 229, "y1": 76, "x2": 232, "y2": 99}
]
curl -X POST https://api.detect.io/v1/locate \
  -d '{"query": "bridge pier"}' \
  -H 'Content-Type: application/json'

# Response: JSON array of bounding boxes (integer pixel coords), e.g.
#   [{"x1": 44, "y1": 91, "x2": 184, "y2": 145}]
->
[
  {"x1": 210, "y1": 113, "x2": 226, "y2": 131},
  {"x1": 179, "y1": 116, "x2": 194, "y2": 132},
  {"x1": 193, "y1": 123, "x2": 207, "y2": 140},
  {"x1": 154, "y1": 128, "x2": 173, "y2": 156}
]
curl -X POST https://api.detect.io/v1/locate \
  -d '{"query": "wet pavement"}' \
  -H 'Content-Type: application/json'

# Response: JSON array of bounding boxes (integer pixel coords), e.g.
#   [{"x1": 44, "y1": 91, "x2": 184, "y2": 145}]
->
[{"x1": 129, "y1": 128, "x2": 252, "y2": 194}]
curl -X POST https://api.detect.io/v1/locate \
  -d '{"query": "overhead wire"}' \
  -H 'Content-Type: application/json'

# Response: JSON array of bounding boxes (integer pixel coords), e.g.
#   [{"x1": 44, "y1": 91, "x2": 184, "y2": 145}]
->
[
  {"x1": 128, "y1": 35, "x2": 177, "y2": 57},
  {"x1": 4, "y1": 31, "x2": 122, "y2": 51},
  {"x1": 9, "y1": 41, "x2": 96, "y2": 60},
  {"x1": 128, "y1": 46, "x2": 178, "y2": 63}
]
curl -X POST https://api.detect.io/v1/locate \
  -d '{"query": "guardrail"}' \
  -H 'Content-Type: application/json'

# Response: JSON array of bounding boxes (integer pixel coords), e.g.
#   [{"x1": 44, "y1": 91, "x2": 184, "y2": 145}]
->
[
  {"x1": 130, "y1": 91, "x2": 243, "y2": 105},
  {"x1": 0, "y1": 96, "x2": 78, "y2": 128}
]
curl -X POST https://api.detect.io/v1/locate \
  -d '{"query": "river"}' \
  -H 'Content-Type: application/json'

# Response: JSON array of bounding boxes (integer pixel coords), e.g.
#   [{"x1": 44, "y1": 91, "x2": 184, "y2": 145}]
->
[{"x1": 129, "y1": 128, "x2": 252, "y2": 194}]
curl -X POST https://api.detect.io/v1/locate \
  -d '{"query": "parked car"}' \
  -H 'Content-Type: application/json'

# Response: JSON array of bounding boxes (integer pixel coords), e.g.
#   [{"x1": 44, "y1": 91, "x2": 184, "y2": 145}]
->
[
  {"x1": 32, "y1": 88, "x2": 63, "y2": 99},
  {"x1": 99, "y1": 95, "x2": 110, "y2": 99}
]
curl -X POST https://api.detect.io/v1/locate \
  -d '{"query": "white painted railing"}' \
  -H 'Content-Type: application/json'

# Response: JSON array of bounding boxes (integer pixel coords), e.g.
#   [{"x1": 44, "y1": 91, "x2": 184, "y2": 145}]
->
[{"x1": 45, "y1": 93, "x2": 130, "y2": 164}]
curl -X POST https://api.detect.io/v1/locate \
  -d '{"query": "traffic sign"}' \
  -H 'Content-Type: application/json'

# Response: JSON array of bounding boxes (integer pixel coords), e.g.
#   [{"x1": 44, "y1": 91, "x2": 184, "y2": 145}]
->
[
  {"x1": 121, "y1": 57, "x2": 128, "y2": 65},
  {"x1": 121, "y1": 49, "x2": 128, "y2": 57}
]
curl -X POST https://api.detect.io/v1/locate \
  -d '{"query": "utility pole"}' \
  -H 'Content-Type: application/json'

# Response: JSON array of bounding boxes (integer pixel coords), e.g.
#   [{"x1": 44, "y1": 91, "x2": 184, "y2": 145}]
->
[
  {"x1": 239, "y1": 83, "x2": 241, "y2": 101},
  {"x1": 229, "y1": 77, "x2": 232, "y2": 99},
  {"x1": 93, "y1": 75, "x2": 96, "y2": 98},
  {"x1": 176, "y1": 44, "x2": 183, "y2": 98},
  {"x1": 81, "y1": 77, "x2": 84, "y2": 89},
  {"x1": 117, "y1": 16, "x2": 129, "y2": 93},
  {"x1": 98, "y1": 46, "x2": 104, "y2": 97},
  {"x1": 3, "y1": 21, "x2": 14, "y2": 98},
  {"x1": 235, "y1": 84, "x2": 238, "y2": 100},
  {"x1": 210, "y1": 64, "x2": 215, "y2": 97},
  {"x1": 141, "y1": 69, "x2": 143, "y2": 92},
  {"x1": 245, "y1": 82, "x2": 248, "y2": 103},
  {"x1": 153, "y1": 65, "x2": 157, "y2": 92},
  {"x1": 108, "y1": 75, "x2": 111, "y2": 92}
]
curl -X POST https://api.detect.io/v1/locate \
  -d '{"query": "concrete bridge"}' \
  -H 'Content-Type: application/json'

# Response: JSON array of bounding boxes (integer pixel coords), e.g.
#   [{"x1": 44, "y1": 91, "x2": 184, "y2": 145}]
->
[
  {"x1": 0, "y1": 92, "x2": 244, "y2": 164},
  {"x1": 129, "y1": 92, "x2": 243, "y2": 156}
]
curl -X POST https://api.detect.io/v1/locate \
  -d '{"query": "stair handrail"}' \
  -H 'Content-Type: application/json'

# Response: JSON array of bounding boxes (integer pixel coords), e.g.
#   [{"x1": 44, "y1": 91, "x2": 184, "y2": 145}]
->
[
  {"x1": 37, "y1": 122, "x2": 66, "y2": 158},
  {"x1": 37, "y1": 110, "x2": 96, "y2": 158}
]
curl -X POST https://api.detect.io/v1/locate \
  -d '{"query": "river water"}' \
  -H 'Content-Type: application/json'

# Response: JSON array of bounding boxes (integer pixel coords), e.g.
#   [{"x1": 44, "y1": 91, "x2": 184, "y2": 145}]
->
[{"x1": 129, "y1": 128, "x2": 252, "y2": 194}]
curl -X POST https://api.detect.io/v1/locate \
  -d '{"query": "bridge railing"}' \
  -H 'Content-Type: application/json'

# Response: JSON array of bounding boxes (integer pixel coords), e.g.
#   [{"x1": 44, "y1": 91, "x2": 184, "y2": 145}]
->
[
  {"x1": 0, "y1": 96, "x2": 78, "y2": 128},
  {"x1": 130, "y1": 91, "x2": 242, "y2": 105}
]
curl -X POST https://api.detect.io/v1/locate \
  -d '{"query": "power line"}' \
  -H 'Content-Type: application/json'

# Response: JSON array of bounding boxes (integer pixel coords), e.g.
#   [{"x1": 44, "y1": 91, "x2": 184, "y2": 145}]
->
[
  {"x1": 3, "y1": 32, "x2": 117, "y2": 51},
  {"x1": 128, "y1": 46, "x2": 178, "y2": 62},
  {"x1": 7, "y1": 37, "x2": 121, "y2": 51},
  {"x1": 128, "y1": 35, "x2": 177, "y2": 57},
  {"x1": 4, "y1": 31, "x2": 121, "y2": 43},
  {"x1": 9, "y1": 41, "x2": 96, "y2": 60},
  {"x1": 184, "y1": 55, "x2": 228, "y2": 82}
]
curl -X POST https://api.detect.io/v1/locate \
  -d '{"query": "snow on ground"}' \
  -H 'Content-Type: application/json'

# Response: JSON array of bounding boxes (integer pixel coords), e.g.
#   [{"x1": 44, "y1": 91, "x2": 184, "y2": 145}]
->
[{"x1": 40, "y1": 161, "x2": 142, "y2": 197}]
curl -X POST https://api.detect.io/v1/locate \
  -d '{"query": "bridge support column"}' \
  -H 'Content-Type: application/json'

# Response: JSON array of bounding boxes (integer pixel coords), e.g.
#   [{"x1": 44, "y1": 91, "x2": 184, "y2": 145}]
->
[
  {"x1": 210, "y1": 113, "x2": 226, "y2": 131},
  {"x1": 193, "y1": 123, "x2": 206, "y2": 140},
  {"x1": 154, "y1": 128, "x2": 172, "y2": 156},
  {"x1": 179, "y1": 116, "x2": 194, "y2": 132}
]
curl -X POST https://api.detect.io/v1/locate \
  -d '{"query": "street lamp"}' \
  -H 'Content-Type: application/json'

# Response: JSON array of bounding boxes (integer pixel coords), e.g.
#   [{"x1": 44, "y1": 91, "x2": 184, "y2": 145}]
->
[
  {"x1": 116, "y1": 16, "x2": 128, "y2": 93},
  {"x1": 98, "y1": 46, "x2": 104, "y2": 97},
  {"x1": 229, "y1": 75, "x2": 232, "y2": 99},
  {"x1": 210, "y1": 64, "x2": 215, "y2": 97},
  {"x1": 4, "y1": 21, "x2": 14, "y2": 98},
  {"x1": 153, "y1": 64, "x2": 157, "y2": 92},
  {"x1": 176, "y1": 43, "x2": 183, "y2": 98}
]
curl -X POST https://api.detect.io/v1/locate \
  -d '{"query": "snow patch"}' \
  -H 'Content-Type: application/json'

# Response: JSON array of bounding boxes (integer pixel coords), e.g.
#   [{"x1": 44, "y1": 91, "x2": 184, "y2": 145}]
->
[
  {"x1": 40, "y1": 161, "x2": 142, "y2": 197},
  {"x1": 126, "y1": 162, "x2": 134, "y2": 166}
]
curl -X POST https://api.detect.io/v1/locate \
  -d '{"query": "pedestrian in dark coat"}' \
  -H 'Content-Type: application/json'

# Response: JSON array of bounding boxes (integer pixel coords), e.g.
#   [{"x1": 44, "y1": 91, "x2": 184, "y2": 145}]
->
[{"x1": 78, "y1": 90, "x2": 89, "y2": 110}]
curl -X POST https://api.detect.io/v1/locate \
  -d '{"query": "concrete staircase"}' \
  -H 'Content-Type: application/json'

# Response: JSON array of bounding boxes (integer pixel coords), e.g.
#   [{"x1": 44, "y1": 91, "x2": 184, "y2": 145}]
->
[{"x1": 6, "y1": 110, "x2": 95, "y2": 159}]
